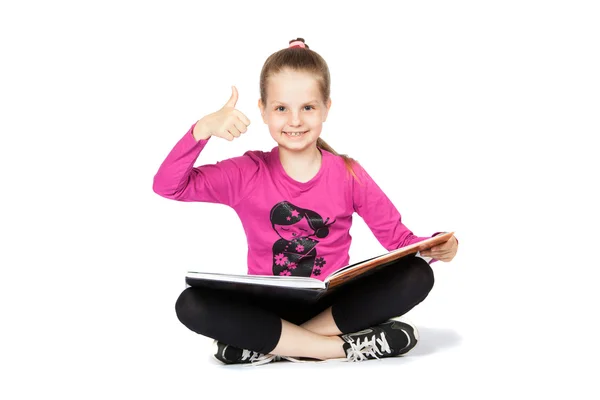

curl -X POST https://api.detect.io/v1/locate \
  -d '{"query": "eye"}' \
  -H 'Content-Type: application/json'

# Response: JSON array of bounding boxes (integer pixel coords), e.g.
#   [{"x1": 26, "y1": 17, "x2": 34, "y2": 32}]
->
[
  {"x1": 280, "y1": 227, "x2": 289, "y2": 231},
  {"x1": 275, "y1": 106, "x2": 314, "y2": 112}
]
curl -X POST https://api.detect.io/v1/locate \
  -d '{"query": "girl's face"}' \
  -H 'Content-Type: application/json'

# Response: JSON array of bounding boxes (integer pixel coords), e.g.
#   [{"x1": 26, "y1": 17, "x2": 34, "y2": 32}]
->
[
  {"x1": 273, "y1": 217, "x2": 312, "y2": 241},
  {"x1": 259, "y1": 69, "x2": 331, "y2": 152}
]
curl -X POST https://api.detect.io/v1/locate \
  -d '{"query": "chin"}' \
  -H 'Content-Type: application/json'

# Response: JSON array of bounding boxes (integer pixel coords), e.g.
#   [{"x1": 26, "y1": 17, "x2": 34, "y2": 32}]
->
[{"x1": 278, "y1": 141, "x2": 318, "y2": 152}]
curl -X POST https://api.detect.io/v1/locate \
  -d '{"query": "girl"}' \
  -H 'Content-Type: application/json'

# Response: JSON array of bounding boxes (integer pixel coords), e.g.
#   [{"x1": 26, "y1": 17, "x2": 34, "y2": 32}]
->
[{"x1": 153, "y1": 38, "x2": 458, "y2": 365}]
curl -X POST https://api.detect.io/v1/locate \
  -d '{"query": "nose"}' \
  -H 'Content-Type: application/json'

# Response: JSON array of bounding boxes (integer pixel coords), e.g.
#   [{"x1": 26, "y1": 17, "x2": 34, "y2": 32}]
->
[{"x1": 288, "y1": 111, "x2": 302, "y2": 126}]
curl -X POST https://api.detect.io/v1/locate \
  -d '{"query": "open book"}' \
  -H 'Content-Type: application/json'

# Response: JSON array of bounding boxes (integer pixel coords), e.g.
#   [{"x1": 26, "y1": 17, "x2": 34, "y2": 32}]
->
[{"x1": 185, "y1": 232, "x2": 454, "y2": 303}]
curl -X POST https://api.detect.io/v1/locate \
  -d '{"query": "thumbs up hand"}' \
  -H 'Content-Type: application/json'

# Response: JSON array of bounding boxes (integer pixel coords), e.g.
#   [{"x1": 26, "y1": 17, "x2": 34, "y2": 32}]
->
[{"x1": 193, "y1": 86, "x2": 251, "y2": 141}]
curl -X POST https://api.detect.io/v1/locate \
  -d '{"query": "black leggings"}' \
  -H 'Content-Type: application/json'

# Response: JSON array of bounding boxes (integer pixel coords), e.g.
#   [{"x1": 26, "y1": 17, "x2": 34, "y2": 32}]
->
[{"x1": 175, "y1": 255, "x2": 434, "y2": 354}]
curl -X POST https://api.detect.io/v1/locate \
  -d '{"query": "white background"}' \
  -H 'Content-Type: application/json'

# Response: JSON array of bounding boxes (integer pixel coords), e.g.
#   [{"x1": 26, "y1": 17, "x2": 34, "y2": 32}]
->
[{"x1": 1, "y1": 0, "x2": 599, "y2": 398}]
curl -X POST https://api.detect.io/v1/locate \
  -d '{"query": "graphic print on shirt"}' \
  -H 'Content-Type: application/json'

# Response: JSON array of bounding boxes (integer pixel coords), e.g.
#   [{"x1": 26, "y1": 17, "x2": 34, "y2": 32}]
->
[{"x1": 269, "y1": 201, "x2": 336, "y2": 278}]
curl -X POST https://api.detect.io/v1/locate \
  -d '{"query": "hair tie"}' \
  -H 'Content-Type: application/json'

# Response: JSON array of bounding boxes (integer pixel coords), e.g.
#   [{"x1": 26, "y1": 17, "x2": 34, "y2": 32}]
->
[{"x1": 289, "y1": 40, "x2": 306, "y2": 49}]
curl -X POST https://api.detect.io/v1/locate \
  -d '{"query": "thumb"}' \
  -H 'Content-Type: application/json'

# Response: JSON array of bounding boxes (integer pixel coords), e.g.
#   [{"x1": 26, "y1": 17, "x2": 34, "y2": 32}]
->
[{"x1": 223, "y1": 85, "x2": 238, "y2": 108}]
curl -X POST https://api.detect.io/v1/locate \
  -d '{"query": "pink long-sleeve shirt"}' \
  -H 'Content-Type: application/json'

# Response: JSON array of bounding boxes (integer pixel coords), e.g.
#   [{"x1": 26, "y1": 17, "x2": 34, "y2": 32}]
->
[{"x1": 153, "y1": 123, "x2": 438, "y2": 280}]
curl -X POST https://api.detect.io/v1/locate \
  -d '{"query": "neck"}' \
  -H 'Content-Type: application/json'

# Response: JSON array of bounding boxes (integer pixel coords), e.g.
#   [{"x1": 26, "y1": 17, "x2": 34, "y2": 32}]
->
[{"x1": 278, "y1": 145, "x2": 323, "y2": 182}]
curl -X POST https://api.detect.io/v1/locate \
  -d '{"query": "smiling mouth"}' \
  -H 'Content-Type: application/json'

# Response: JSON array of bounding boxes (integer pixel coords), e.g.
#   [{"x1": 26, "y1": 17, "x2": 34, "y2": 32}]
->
[{"x1": 283, "y1": 131, "x2": 308, "y2": 137}]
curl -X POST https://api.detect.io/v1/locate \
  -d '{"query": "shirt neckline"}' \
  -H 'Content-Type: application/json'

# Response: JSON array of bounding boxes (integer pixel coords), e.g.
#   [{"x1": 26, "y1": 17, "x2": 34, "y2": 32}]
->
[{"x1": 271, "y1": 146, "x2": 329, "y2": 190}]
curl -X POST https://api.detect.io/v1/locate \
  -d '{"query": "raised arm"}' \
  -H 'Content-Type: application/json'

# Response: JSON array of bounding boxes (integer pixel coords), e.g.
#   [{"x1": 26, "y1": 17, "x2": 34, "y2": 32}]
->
[{"x1": 153, "y1": 86, "x2": 258, "y2": 207}]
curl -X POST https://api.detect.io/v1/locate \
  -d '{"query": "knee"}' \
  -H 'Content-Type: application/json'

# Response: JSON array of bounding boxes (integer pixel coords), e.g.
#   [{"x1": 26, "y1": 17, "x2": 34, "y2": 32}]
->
[
  {"x1": 175, "y1": 287, "x2": 211, "y2": 333},
  {"x1": 405, "y1": 257, "x2": 435, "y2": 298}
]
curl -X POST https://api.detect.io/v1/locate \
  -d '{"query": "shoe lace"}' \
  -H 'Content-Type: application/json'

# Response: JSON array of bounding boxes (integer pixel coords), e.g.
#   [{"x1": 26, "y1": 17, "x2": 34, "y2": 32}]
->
[
  {"x1": 345, "y1": 332, "x2": 391, "y2": 362},
  {"x1": 239, "y1": 350, "x2": 308, "y2": 366},
  {"x1": 241, "y1": 349, "x2": 277, "y2": 366}
]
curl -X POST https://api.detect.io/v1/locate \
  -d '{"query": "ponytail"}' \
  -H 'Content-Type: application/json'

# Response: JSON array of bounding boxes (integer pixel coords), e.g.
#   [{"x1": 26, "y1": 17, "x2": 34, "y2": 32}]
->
[{"x1": 316, "y1": 138, "x2": 362, "y2": 185}]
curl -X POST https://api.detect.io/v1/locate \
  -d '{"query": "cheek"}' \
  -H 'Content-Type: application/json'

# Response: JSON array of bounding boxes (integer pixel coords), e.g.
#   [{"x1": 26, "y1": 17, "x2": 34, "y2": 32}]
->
[
  {"x1": 268, "y1": 116, "x2": 286, "y2": 128},
  {"x1": 308, "y1": 113, "x2": 324, "y2": 124}
]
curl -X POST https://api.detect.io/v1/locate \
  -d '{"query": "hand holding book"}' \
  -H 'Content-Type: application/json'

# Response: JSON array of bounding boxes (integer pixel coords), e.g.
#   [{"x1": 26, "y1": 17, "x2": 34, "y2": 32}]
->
[{"x1": 420, "y1": 234, "x2": 458, "y2": 262}]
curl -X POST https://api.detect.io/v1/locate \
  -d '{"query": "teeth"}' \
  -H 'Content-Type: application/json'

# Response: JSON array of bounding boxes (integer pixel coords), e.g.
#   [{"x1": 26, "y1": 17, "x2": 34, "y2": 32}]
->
[{"x1": 284, "y1": 131, "x2": 306, "y2": 136}]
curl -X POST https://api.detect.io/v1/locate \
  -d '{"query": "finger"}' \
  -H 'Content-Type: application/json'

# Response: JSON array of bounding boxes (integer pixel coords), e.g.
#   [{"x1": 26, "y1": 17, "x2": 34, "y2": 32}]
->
[
  {"x1": 232, "y1": 109, "x2": 251, "y2": 126},
  {"x1": 427, "y1": 245, "x2": 444, "y2": 253},
  {"x1": 433, "y1": 241, "x2": 453, "y2": 251},
  {"x1": 223, "y1": 85, "x2": 238, "y2": 109},
  {"x1": 426, "y1": 250, "x2": 451, "y2": 258},
  {"x1": 219, "y1": 131, "x2": 235, "y2": 141},
  {"x1": 232, "y1": 119, "x2": 247, "y2": 134},
  {"x1": 227, "y1": 125, "x2": 241, "y2": 137}
]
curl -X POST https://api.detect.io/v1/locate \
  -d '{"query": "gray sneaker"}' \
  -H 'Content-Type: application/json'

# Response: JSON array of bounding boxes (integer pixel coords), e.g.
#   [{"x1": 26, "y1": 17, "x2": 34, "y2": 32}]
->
[{"x1": 339, "y1": 318, "x2": 419, "y2": 362}]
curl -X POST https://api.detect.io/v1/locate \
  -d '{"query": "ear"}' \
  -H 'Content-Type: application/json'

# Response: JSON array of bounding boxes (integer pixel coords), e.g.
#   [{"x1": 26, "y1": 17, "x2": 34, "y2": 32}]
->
[
  {"x1": 258, "y1": 98, "x2": 267, "y2": 124},
  {"x1": 323, "y1": 98, "x2": 332, "y2": 122}
]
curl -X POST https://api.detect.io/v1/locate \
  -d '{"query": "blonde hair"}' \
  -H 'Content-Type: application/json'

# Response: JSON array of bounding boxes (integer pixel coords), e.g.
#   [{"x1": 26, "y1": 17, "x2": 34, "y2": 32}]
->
[{"x1": 259, "y1": 37, "x2": 361, "y2": 183}]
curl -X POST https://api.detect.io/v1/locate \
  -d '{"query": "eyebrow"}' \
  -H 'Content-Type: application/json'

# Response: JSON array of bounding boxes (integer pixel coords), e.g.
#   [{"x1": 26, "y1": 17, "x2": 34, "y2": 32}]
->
[{"x1": 270, "y1": 100, "x2": 319, "y2": 106}]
